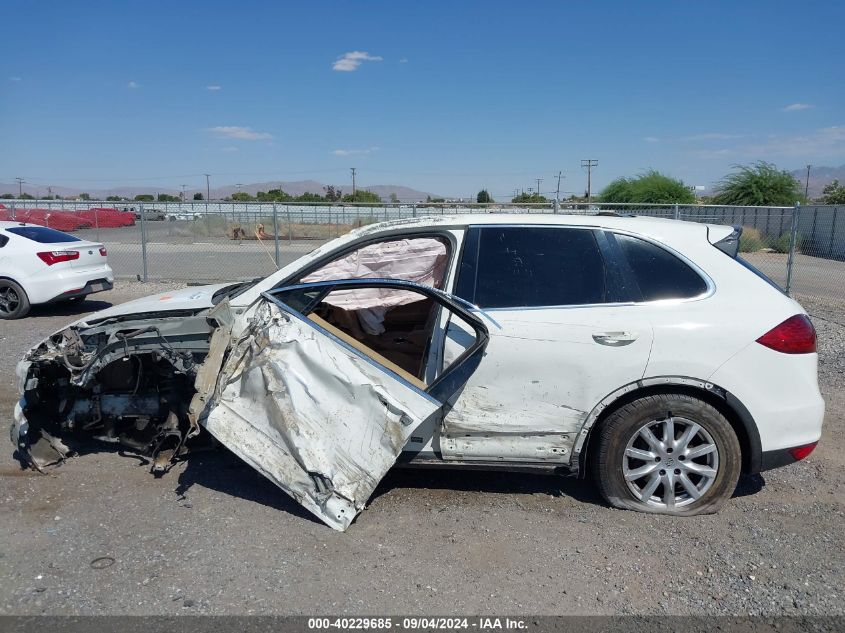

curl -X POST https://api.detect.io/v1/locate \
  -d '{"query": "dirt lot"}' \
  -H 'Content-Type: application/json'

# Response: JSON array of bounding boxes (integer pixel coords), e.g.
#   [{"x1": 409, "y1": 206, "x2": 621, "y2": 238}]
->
[{"x1": 1, "y1": 283, "x2": 843, "y2": 616}]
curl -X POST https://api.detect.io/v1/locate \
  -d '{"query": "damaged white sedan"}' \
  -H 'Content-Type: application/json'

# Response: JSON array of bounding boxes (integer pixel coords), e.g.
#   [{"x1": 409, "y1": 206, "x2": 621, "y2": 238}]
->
[{"x1": 10, "y1": 215, "x2": 825, "y2": 530}]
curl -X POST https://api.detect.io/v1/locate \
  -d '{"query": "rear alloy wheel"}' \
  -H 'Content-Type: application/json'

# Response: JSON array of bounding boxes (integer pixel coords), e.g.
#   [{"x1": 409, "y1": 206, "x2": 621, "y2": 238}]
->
[
  {"x1": 591, "y1": 393, "x2": 741, "y2": 515},
  {"x1": 0, "y1": 279, "x2": 31, "y2": 319}
]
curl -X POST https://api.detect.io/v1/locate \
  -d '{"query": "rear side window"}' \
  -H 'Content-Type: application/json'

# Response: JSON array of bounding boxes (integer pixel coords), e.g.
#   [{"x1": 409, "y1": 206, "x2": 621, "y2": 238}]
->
[
  {"x1": 615, "y1": 233, "x2": 708, "y2": 301},
  {"x1": 458, "y1": 227, "x2": 608, "y2": 308},
  {"x1": 6, "y1": 226, "x2": 81, "y2": 243},
  {"x1": 0, "y1": 234, "x2": 8, "y2": 247}
]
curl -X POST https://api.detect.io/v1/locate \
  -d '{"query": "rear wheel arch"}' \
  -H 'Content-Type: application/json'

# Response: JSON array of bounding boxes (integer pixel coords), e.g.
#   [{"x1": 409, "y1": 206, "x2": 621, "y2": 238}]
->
[{"x1": 574, "y1": 378, "x2": 761, "y2": 478}]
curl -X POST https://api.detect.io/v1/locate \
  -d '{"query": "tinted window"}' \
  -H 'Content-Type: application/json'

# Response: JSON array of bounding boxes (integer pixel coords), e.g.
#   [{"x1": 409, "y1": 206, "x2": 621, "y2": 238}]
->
[
  {"x1": 0, "y1": 234, "x2": 8, "y2": 247},
  {"x1": 461, "y1": 227, "x2": 607, "y2": 308},
  {"x1": 615, "y1": 233, "x2": 708, "y2": 301},
  {"x1": 6, "y1": 226, "x2": 81, "y2": 243}
]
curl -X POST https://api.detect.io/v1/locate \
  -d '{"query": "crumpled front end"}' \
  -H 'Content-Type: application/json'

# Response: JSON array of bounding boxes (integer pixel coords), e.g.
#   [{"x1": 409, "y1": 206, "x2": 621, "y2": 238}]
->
[{"x1": 12, "y1": 310, "x2": 221, "y2": 473}]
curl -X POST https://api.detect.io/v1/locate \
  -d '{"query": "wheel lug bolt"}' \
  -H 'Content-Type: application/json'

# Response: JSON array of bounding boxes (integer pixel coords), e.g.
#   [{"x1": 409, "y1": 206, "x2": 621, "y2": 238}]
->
[
  {"x1": 666, "y1": 448, "x2": 673, "y2": 454},
  {"x1": 659, "y1": 469, "x2": 666, "y2": 476},
  {"x1": 679, "y1": 455, "x2": 685, "y2": 461},
  {"x1": 674, "y1": 468, "x2": 681, "y2": 475},
  {"x1": 654, "y1": 457, "x2": 661, "y2": 462}
]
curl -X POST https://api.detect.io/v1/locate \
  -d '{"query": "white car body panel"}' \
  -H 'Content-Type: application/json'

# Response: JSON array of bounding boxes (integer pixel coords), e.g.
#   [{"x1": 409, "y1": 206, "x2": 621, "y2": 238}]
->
[
  {"x1": 203, "y1": 300, "x2": 444, "y2": 531},
  {"x1": 440, "y1": 305, "x2": 653, "y2": 461}
]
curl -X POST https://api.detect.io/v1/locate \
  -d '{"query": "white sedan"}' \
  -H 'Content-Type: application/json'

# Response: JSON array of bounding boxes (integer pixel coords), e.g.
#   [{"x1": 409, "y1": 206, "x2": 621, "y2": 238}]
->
[
  {"x1": 11, "y1": 214, "x2": 824, "y2": 530},
  {"x1": 0, "y1": 221, "x2": 114, "y2": 319}
]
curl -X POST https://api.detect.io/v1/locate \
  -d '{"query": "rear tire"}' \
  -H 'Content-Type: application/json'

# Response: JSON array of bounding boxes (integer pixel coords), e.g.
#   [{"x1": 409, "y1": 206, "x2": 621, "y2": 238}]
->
[
  {"x1": 0, "y1": 279, "x2": 31, "y2": 319},
  {"x1": 591, "y1": 393, "x2": 741, "y2": 515}
]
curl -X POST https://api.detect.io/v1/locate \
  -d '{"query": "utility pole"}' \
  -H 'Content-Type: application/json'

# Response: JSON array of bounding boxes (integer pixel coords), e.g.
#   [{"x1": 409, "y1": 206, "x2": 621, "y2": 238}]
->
[
  {"x1": 535, "y1": 178, "x2": 543, "y2": 198},
  {"x1": 581, "y1": 159, "x2": 598, "y2": 202},
  {"x1": 180, "y1": 184, "x2": 187, "y2": 201},
  {"x1": 236, "y1": 183, "x2": 243, "y2": 194},
  {"x1": 14, "y1": 177, "x2": 25, "y2": 198},
  {"x1": 555, "y1": 171, "x2": 563, "y2": 202},
  {"x1": 804, "y1": 164, "x2": 811, "y2": 201},
  {"x1": 204, "y1": 173, "x2": 211, "y2": 201},
  {"x1": 350, "y1": 167, "x2": 357, "y2": 197}
]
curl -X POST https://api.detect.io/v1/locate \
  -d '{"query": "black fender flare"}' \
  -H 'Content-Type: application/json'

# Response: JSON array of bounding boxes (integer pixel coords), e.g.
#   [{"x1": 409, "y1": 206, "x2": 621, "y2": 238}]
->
[{"x1": 571, "y1": 376, "x2": 762, "y2": 477}]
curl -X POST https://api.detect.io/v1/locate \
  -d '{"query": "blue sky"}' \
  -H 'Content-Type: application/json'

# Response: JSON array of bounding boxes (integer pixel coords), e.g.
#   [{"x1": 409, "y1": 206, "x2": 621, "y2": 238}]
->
[{"x1": 1, "y1": 0, "x2": 843, "y2": 198}]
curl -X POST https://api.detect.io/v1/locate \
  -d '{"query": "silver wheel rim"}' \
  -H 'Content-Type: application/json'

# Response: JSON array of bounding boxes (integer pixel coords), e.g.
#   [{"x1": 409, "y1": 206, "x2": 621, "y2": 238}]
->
[
  {"x1": 0, "y1": 286, "x2": 20, "y2": 315},
  {"x1": 622, "y1": 416, "x2": 719, "y2": 509}
]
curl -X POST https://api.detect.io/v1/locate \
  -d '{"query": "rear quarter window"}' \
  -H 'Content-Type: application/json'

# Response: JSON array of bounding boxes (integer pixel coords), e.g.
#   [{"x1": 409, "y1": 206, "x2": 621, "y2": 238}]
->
[
  {"x1": 614, "y1": 233, "x2": 708, "y2": 301},
  {"x1": 6, "y1": 226, "x2": 81, "y2": 243}
]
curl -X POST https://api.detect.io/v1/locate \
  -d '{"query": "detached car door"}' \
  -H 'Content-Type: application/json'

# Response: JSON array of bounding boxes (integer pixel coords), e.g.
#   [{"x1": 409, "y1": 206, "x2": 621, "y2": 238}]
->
[{"x1": 200, "y1": 279, "x2": 488, "y2": 531}]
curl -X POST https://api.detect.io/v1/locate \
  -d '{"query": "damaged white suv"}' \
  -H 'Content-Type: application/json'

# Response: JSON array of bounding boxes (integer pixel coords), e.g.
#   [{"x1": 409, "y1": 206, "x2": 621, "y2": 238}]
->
[{"x1": 11, "y1": 214, "x2": 824, "y2": 530}]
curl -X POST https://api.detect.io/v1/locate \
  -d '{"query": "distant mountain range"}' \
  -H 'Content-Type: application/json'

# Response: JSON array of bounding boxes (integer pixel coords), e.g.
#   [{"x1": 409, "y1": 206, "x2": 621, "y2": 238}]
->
[
  {"x1": 789, "y1": 164, "x2": 845, "y2": 198},
  {"x1": 0, "y1": 180, "x2": 440, "y2": 203}
]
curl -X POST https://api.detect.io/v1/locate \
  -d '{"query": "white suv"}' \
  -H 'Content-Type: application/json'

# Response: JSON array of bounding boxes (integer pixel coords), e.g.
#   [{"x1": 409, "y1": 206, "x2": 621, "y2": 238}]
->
[{"x1": 12, "y1": 214, "x2": 824, "y2": 530}]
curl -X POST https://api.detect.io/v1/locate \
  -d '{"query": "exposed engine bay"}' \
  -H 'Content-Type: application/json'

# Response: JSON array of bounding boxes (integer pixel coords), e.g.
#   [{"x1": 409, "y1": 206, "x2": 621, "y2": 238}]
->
[{"x1": 13, "y1": 310, "x2": 219, "y2": 473}]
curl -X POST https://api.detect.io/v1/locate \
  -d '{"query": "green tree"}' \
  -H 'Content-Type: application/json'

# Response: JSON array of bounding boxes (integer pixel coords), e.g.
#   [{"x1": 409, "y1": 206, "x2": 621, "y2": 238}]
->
[
  {"x1": 230, "y1": 192, "x2": 254, "y2": 201},
  {"x1": 106, "y1": 195, "x2": 122, "y2": 201},
  {"x1": 1, "y1": 193, "x2": 15, "y2": 199},
  {"x1": 193, "y1": 192, "x2": 204, "y2": 201},
  {"x1": 426, "y1": 195, "x2": 446, "y2": 203},
  {"x1": 294, "y1": 192, "x2": 326, "y2": 202},
  {"x1": 19, "y1": 192, "x2": 34, "y2": 200},
  {"x1": 342, "y1": 190, "x2": 381, "y2": 203},
  {"x1": 78, "y1": 193, "x2": 90, "y2": 200},
  {"x1": 476, "y1": 189, "x2": 493, "y2": 203},
  {"x1": 820, "y1": 180, "x2": 845, "y2": 204},
  {"x1": 712, "y1": 162, "x2": 803, "y2": 206},
  {"x1": 389, "y1": 192, "x2": 400, "y2": 203},
  {"x1": 600, "y1": 170, "x2": 695, "y2": 204},
  {"x1": 511, "y1": 192, "x2": 548, "y2": 203},
  {"x1": 134, "y1": 194, "x2": 155, "y2": 202},
  {"x1": 157, "y1": 193, "x2": 180, "y2": 202},
  {"x1": 324, "y1": 185, "x2": 342, "y2": 202},
  {"x1": 256, "y1": 189, "x2": 288, "y2": 202}
]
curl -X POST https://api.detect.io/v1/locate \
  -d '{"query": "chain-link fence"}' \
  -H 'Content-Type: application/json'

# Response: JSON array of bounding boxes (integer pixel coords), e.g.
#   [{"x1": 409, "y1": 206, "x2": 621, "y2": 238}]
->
[{"x1": 1, "y1": 199, "x2": 842, "y2": 305}]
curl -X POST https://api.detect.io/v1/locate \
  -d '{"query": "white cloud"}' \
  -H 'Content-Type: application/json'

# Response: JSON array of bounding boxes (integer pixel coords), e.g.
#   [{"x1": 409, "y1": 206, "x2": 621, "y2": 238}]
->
[
  {"x1": 206, "y1": 84, "x2": 222, "y2": 91},
  {"x1": 127, "y1": 80, "x2": 139, "y2": 89},
  {"x1": 332, "y1": 146, "x2": 379, "y2": 156},
  {"x1": 399, "y1": 57, "x2": 408, "y2": 63},
  {"x1": 737, "y1": 125, "x2": 844, "y2": 157},
  {"x1": 687, "y1": 125, "x2": 845, "y2": 159},
  {"x1": 222, "y1": 146, "x2": 239, "y2": 152},
  {"x1": 207, "y1": 126, "x2": 273, "y2": 141},
  {"x1": 10, "y1": 76, "x2": 22, "y2": 82},
  {"x1": 680, "y1": 132, "x2": 741, "y2": 141},
  {"x1": 643, "y1": 136, "x2": 660, "y2": 143},
  {"x1": 783, "y1": 103, "x2": 814, "y2": 112},
  {"x1": 332, "y1": 51, "x2": 383, "y2": 72}
]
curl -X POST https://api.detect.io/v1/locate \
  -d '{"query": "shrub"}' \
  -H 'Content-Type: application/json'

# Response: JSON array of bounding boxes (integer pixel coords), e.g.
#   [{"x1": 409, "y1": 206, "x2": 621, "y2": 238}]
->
[{"x1": 739, "y1": 227, "x2": 765, "y2": 252}]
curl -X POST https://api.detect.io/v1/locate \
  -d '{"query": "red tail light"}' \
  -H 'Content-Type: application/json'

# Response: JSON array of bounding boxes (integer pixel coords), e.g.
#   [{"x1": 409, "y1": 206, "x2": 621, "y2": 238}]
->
[
  {"x1": 99, "y1": 247, "x2": 108, "y2": 256},
  {"x1": 789, "y1": 442, "x2": 817, "y2": 461},
  {"x1": 37, "y1": 250, "x2": 80, "y2": 266},
  {"x1": 756, "y1": 314, "x2": 817, "y2": 354}
]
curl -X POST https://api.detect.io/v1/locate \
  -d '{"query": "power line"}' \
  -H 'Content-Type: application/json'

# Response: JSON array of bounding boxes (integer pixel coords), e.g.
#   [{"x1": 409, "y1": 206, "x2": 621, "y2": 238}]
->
[{"x1": 580, "y1": 159, "x2": 598, "y2": 202}]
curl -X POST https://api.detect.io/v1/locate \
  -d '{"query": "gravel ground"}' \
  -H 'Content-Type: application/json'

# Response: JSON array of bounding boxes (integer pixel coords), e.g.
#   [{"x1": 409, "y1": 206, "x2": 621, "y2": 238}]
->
[{"x1": 0, "y1": 283, "x2": 842, "y2": 616}]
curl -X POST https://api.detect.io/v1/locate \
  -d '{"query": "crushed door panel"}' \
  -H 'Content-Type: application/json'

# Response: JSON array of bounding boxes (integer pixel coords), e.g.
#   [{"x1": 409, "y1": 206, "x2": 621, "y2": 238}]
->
[{"x1": 202, "y1": 280, "x2": 488, "y2": 531}]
